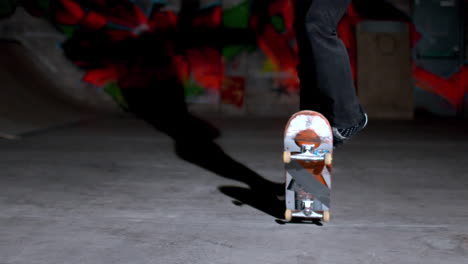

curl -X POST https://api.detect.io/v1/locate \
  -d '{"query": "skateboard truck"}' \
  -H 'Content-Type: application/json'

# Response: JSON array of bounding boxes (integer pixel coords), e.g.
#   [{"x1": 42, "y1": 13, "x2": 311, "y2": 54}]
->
[
  {"x1": 283, "y1": 144, "x2": 332, "y2": 165},
  {"x1": 290, "y1": 144, "x2": 328, "y2": 161},
  {"x1": 302, "y1": 199, "x2": 314, "y2": 216},
  {"x1": 285, "y1": 199, "x2": 324, "y2": 220}
]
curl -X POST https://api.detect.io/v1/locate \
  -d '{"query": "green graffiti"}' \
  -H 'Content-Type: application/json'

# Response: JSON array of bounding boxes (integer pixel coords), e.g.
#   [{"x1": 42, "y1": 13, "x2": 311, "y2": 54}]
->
[
  {"x1": 222, "y1": 1, "x2": 255, "y2": 60},
  {"x1": 103, "y1": 82, "x2": 129, "y2": 110},
  {"x1": 183, "y1": 79, "x2": 205, "y2": 98},
  {"x1": 223, "y1": 1, "x2": 250, "y2": 29},
  {"x1": 271, "y1": 15, "x2": 286, "y2": 33},
  {"x1": 57, "y1": 25, "x2": 77, "y2": 38}
]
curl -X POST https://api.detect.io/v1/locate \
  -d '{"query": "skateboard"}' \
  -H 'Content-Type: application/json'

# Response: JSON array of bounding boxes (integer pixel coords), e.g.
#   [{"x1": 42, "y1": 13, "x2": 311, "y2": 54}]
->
[{"x1": 283, "y1": 110, "x2": 333, "y2": 222}]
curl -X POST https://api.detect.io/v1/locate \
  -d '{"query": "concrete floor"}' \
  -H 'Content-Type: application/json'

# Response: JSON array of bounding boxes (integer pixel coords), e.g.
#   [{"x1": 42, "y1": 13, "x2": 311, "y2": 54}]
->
[{"x1": 0, "y1": 116, "x2": 467, "y2": 264}]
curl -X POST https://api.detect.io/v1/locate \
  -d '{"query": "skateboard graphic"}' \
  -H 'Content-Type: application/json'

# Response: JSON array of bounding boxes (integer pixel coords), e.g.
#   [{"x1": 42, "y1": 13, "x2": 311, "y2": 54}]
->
[{"x1": 283, "y1": 110, "x2": 333, "y2": 222}]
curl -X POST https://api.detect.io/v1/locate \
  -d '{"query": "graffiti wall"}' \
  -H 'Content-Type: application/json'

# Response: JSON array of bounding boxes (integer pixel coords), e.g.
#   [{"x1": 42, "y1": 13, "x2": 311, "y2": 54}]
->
[
  {"x1": 2, "y1": 0, "x2": 467, "y2": 117},
  {"x1": 11, "y1": 0, "x2": 300, "y2": 115},
  {"x1": 412, "y1": 0, "x2": 467, "y2": 117}
]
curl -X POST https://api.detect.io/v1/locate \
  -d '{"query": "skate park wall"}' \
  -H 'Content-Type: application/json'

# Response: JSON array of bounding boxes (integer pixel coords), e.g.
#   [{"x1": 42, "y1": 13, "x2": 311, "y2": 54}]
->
[
  {"x1": 0, "y1": 41, "x2": 97, "y2": 139},
  {"x1": 0, "y1": 8, "x2": 120, "y2": 113},
  {"x1": 0, "y1": 8, "x2": 120, "y2": 139},
  {"x1": 0, "y1": 0, "x2": 466, "y2": 123},
  {"x1": 356, "y1": 21, "x2": 413, "y2": 119},
  {"x1": 410, "y1": 0, "x2": 467, "y2": 117}
]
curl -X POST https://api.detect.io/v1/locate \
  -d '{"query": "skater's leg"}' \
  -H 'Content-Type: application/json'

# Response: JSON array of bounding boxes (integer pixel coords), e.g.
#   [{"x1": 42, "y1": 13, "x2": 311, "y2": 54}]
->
[
  {"x1": 295, "y1": 0, "x2": 323, "y2": 114},
  {"x1": 295, "y1": 0, "x2": 365, "y2": 128}
]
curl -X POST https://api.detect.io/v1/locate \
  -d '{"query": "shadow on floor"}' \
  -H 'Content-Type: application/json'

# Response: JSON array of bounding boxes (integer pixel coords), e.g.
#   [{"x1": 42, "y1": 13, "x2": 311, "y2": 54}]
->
[
  {"x1": 173, "y1": 125, "x2": 285, "y2": 220},
  {"x1": 121, "y1": 82, "x2": 285, "y2": 220}
]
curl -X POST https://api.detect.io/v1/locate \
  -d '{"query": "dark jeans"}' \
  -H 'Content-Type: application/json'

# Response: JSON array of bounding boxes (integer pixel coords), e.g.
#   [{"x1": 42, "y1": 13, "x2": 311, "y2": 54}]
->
[{"x1": 295, "y1": 0, "x2": 364, "y2": 128}]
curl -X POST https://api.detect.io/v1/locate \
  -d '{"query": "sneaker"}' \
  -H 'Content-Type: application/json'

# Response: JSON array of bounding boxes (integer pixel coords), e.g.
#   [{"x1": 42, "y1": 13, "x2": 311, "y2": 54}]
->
[{"x1": 332, "y1": 113, "x2": 368, "y2": 147}]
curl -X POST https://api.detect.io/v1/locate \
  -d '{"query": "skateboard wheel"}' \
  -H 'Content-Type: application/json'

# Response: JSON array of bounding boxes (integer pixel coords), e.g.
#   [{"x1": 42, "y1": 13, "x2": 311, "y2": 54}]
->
[
  {"x1": 284, "y1": 209, "x2": 293, "y2": 221},
  {"x1": 283, "y1": 151, "x2": 291, "y2": 163},
  {"x1": 323, "y1": 211, "x2": 330, "y2": 222},
  {"x1": 324, "y1": 153, "x2": 332, "y2": 166}
]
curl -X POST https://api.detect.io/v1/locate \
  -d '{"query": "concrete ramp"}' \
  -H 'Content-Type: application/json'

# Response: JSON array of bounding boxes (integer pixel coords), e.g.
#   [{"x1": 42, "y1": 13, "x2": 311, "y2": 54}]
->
[{"x1": 0, "y1": 42, "x2": 93, "y2": 139}]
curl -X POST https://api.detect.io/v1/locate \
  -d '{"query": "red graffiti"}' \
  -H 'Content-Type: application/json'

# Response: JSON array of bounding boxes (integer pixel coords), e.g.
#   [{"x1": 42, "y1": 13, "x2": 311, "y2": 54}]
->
[
  {"x1": 250, "y1": 0, "x2": 299, "y2": 92},
  {"x1": 222, "y1": 76, "x2": 246, "y2": 107},
  {"x1": 413, "y1": 65, "x2": 468, "y2": 110}
]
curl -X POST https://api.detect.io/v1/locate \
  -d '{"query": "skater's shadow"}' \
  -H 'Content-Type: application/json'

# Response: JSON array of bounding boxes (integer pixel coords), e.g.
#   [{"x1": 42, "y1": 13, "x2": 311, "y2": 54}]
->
[
  {"x1": 173, "y1": 130, "x2": 285, "y2": 220},
  {"x1": 118, "y1": 74, "x2": 284, "y2": 219},
  {"x1": 123, "y1": 88, "x2": 285, "y2": 219}
]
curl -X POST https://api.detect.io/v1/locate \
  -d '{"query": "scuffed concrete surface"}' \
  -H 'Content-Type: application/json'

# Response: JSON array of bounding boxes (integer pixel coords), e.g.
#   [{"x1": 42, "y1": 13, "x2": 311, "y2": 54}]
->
[{"x1": 0, "y1": 116, "x2": 467, "y2": 264}]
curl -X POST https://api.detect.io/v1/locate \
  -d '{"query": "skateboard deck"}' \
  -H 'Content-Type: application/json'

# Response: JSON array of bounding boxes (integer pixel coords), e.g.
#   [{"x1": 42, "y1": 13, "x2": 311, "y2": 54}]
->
[{"x1": 283, "y1": 110, "x2": 333, "y2": 222}]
